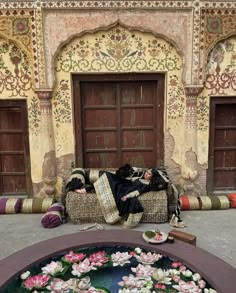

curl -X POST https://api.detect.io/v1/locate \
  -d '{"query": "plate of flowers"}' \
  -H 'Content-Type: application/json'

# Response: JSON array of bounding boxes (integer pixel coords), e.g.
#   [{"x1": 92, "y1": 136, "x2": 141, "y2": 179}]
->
[{"x1": 142, "y1": 230, "x2": 168, "y2": 244}]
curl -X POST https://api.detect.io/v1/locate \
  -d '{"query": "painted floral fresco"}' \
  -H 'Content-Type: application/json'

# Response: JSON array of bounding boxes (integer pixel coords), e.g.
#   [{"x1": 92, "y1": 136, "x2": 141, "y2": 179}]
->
[
  {"x1": 28, "y1": 96, "x2": 41, "y2": 136},
  {"x1": 53, "y1": 26, "x2": 184, "y2": 158},
  {"x1": 196, "y1": 36, "x2": 236, "y2": 165},
  {"x1": 0, "y1": 38, "x2": 32, "y2": 97}
]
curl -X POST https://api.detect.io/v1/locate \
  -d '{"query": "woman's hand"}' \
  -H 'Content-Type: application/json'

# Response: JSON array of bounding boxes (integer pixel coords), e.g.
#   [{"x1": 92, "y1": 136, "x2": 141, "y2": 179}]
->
[
  {"x1": 121, "y1": 195, "x2": 128, "y2": 202},
  {"x1": 75, "y1": 188, "x2": 87, "y2": 194}
]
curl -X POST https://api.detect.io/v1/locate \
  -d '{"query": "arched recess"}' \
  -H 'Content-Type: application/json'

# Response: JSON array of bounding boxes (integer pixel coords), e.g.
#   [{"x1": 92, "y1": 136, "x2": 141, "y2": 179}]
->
[
  {"x1": 197, "y1": 35, "x2": 236, "y2": 194},
  {"x1": 202, "y1": 32, "x2": 236, "y2": 86},
  {"x1": 52, "y1": 24, "x2": 185, "y2": 176},
  {"x1": 0, "y1": 34, "x2": 36, "y2": 196}
]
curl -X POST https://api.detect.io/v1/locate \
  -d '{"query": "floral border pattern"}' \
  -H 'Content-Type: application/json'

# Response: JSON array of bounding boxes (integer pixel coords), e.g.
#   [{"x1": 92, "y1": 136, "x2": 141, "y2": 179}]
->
[
  {"x1": 28, "y1": 96, "x2": 41, "y2": 136},
  {"x1": 53, "y1": 79, "x2": 71, "y2": 126}
]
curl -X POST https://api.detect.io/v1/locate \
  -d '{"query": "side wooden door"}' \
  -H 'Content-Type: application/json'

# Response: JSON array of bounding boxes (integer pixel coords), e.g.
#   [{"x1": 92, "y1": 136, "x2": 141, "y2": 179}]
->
[
  {"x1": 208, "y1": 97, "x2": 236, "y2": 193},
  {"x1": 0, "y1": 100, "x2": 31, "y2": 196},
  {"x1": 73, "y1": 74, "x2": 164, "y2": 168}
]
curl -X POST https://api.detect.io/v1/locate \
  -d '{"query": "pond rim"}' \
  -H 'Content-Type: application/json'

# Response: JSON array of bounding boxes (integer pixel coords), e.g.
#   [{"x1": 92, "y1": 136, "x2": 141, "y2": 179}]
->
[{"x1": 0, "y1": 230, "x2": 235, "y2": 292}]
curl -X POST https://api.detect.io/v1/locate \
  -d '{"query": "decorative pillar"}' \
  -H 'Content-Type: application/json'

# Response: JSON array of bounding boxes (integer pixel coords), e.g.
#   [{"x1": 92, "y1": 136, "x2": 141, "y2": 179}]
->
[
  {"x1": 36, "y1": 89, "x2": 57, "y2": 197},
  {"x1": 182, "y1": 85, "x2": 203, "y2": 192}
]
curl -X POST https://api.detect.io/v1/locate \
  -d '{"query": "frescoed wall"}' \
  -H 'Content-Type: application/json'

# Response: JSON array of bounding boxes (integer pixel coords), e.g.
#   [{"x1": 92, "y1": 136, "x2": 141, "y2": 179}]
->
[
  {"x1": 53, "y1": 26, "x2": 184, "y2": 174},
  {"x1": 195, "y1": 36, "x2": 236, "y2": 192},
  {"x1": 0, "y1": 1, "x2": 235, "y2": 198}
]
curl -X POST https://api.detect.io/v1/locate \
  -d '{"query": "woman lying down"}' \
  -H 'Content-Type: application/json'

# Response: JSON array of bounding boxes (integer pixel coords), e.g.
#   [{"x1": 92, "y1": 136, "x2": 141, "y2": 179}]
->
[{"x1": 74, "y1": 166, "x2": 174, "y2": 229}]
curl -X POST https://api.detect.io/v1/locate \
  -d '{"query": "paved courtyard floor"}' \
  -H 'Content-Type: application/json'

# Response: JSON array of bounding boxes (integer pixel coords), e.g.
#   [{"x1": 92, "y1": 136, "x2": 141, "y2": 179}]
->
[{"x1": 0, "y1": 209, "x2": 235, "y2": 269}]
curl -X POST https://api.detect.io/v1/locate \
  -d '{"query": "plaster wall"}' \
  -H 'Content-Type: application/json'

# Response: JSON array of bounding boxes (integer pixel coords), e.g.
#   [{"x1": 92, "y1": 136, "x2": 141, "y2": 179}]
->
[{"x1": 43, "y1": 9, "x2": 193, "y2": 88}]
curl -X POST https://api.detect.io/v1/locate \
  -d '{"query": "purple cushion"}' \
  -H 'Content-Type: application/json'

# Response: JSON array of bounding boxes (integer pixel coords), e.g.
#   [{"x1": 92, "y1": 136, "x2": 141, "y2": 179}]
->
[
  {"x1": 0, "y1": 198, "x2": 22, "y2": 214},
  {"x1": 41, "y1": 203, "x2": 64, "y2": 228}
]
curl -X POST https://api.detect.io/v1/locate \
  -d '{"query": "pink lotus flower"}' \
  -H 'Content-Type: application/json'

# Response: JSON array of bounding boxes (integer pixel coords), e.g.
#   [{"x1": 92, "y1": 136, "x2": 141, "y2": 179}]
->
[
  {"x1": 118, "y1": 274, "x2": 151, "y2": 289},
  {"x1": 64, "y1": 250, "x2": 86, "y2": 263},
  {"x1": 131, "y1": 263, "x2": 155, "y2": 278},
  {"x1": 41, "y1": 261, "x2": 64, "y2": 275},
  {"x1": 171, "y1": 261, "x2": 182, "y2": 268},
  {"x1": 154, "y1": 283, "x2": 166, "y2": 289},
  {"x1": 135, "y1": 251, "x2": 162, "y2": 265},
  {"x1": 173, "y1": 280, "x2": 202, "y2": 293},
  {"x1": 88, "y1": 250, "x2": 109, "y2": 267},
  {"x1": 198, "y1": 279, "x2": 206, "y2": 289},
  {"x1": 111, "y1": 251, "x2": 132, "y2": 266},
  {"x1": 71, "y1": 258, "x2": 97, "y2": 277},
  {"x1": 24, "y1": 274, "x2": 50, "y2": 290},
  {"x1": 46, "y1": 278, "x2": 72, "y2": 292},
  {"x1": 179, "y1": 265, "x2": 187, "y2": 272}
]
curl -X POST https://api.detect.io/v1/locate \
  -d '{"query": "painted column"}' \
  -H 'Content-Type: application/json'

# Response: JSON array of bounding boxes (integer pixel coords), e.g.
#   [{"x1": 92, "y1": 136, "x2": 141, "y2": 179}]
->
[
  {"x1": 36, "y1": 89, "x2": 57, "y2": 198},
  {"x1": 182, "y1": 86, "x2": 203, "y2": 193}
]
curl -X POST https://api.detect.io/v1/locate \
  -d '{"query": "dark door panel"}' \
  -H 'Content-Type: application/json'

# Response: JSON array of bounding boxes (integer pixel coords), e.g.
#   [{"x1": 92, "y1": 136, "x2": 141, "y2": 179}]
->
[
  {"x1": 73, "y1": 74, "x2": 164, "y2": 168},
  {"x1": 0, "y1": 101, "x2": 32, "y2": 196},
  {"x1": 208, "y1": 97, "x2": 236, "y2": 193}
]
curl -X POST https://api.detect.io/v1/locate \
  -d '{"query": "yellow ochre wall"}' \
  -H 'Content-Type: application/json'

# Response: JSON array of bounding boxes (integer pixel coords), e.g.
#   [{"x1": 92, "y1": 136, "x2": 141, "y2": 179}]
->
[{"x1": 0, "y1": 1, "x2": 235, "y2": 198}]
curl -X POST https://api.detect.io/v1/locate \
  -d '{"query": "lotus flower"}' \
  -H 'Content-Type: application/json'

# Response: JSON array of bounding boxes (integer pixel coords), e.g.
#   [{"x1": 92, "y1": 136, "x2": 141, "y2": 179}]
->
[
  {"x1": 24, "y1": 274, "x2": 50, "y2": 290},
  {"x1": 131, "y1": 264, "x2": 155, "y2": 278},
  {"x1": 118, "y1": 274, "x2": 152, "y2": 289},
  {"x1": 173, "y1": 280, "x2": 202, "y2": 293},
  {"x1": 41, "y1": 261, "x2": 64, "y2": 275},
  {"x1": 46, "y1": 278, "x2": 72, "y2": 292},
  {"x1": 89, "y1": 250, "x2": 109, "y2": 267},
  {"x1": 135, "y1": 252, "x2": 162, "y2": 265},
  {"x1": 71, "y1": 258, "x2": 97, "y2": 277},
  {"x1": 20, "y1": 271, "x2": 30, "y2": 280},
  {"x1": 152, "y1": 268, "x2": 172, "y2": 284},
  {"x1": 111, "y1": 251, "x2": 132, "y2": 266},
  {"x1": 64, "y1": 250, "x2": 86, "y2": 263}
]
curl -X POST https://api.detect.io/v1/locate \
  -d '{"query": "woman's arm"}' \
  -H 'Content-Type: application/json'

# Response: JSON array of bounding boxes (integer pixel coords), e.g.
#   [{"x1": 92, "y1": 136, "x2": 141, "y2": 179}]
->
[{"x1": 121, "y1": 190, "x2": 140, "y2": 201}]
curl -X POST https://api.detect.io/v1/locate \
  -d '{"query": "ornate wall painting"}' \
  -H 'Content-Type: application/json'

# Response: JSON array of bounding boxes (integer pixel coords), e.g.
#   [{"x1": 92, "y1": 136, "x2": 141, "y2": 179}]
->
[
  {"x1": 0, "y1": 36, "x2": 43, "y2": 184},
  {"x1": 197, "y1": 35, "x2": 236, "y2": 167},
  {"x1": 53, "y1": 26, "x2": 184, "y2": 170}
]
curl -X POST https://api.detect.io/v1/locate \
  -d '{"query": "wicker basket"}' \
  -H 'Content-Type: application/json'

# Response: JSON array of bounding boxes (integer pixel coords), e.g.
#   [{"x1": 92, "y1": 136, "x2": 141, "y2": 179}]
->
[{"x1": 66, "y1": 190, "x2": 168, "y2": 224}]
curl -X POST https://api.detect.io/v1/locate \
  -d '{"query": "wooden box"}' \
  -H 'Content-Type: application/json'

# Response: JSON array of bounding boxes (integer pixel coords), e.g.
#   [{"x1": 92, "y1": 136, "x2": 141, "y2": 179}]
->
[{"x1": 169, "y1": 229, "x2": 197, "y2": 246}]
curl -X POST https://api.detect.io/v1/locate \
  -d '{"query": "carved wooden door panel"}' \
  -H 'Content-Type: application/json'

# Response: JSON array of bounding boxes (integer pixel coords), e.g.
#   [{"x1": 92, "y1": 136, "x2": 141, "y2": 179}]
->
[
  {"x1": 0, "y1": 100, "x2": 31, "y2": 196},
  {"x1": 208, "y1": 97, "x2": 236, "y2": 193},
  {"x1": 73, "y1": 74, "x2": 164, "y2": 168}
]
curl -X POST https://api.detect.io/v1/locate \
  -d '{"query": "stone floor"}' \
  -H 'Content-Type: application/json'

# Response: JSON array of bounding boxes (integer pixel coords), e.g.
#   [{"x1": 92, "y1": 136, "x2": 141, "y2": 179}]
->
[{"x1": 0, "y1": 209, "x2": 236, "y2": 268}]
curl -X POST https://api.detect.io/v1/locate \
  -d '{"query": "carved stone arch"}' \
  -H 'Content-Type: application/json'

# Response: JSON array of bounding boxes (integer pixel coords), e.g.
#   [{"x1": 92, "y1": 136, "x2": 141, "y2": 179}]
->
[{"x1": 51, "y1": 21, "x2": 185, "y2": 89}]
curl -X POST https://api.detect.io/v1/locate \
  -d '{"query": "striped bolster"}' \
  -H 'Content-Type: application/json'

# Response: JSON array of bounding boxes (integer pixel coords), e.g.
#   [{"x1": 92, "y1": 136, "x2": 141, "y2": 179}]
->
[
  {"x1": 198, "y1": 196, "x2": 230, "y2": 210},
  {"x1": 180, "y1": 196, "x2": 200, "y2": 210}
]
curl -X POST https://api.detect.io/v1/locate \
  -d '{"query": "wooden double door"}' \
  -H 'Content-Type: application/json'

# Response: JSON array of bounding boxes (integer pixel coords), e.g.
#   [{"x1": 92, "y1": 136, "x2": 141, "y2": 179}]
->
[
  {"x1": 73, "y1": 74, "x2": 165, "y2": 168},
  {"x1": 208, "y1": 97, "x2": 236, "y2": 193},
  {"x1": 0, "y1": 100, "x2": 31, "y2": 196}
]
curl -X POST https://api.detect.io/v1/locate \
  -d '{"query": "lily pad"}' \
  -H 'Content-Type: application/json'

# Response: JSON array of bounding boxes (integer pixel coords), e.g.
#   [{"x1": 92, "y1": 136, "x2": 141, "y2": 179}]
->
[{"x1": 95, "y1": 288, "x2": 111, "y2": 293}]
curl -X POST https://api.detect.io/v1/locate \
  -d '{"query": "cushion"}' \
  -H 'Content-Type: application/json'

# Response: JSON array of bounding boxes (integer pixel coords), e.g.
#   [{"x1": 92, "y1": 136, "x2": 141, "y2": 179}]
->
[
  {"x1": 180, "y1": 195, "x2": 200, "y2": 210},
  {"x1": 198, "y1": 195, "x2": 230, "y2": 210},
  {"x1": 21, "y1": 198, "x2": 54, "y2": 213},
  {"x1": 41, "y1": 202, "x2": 64, "y2": 228},
  {"x1": 0, "y1": 198, "x2": 22, "y2": 214},
  {"x1": 228, "y1": 193, "x2": 236, "y2": 208}
]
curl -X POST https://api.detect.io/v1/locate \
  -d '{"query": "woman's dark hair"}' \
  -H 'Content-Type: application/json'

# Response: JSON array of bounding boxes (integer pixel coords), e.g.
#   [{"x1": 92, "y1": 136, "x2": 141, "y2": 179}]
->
[
  {"x1": 149, "y1": 173, "x2": 168, "y2": 191},
  {"x1": 116, "y1": 164, "x2": 134, "y2": 178}
]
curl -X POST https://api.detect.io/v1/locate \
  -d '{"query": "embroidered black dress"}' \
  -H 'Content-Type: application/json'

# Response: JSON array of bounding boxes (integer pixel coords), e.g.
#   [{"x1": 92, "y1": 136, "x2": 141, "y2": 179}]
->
[{"x1": 94, "y1": 172, "x2": 150, "y2": 228}]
